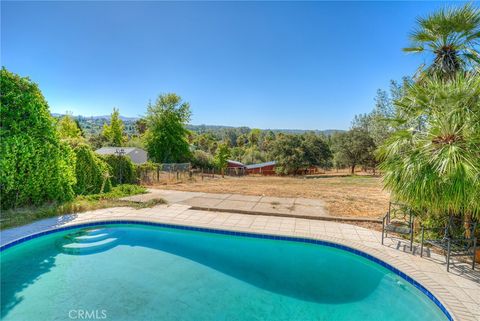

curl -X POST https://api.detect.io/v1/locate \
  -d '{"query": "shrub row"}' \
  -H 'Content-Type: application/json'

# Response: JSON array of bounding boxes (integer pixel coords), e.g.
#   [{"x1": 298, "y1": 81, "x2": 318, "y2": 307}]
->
[
  {"x1": 101, "y1": 154, "x2": 137, "y2": 185},
  {"x1": 1, "y1": 68, "x2": 77, "y2": 209},
  {"x1": 73, "y1": 144, "x2": 112, "y2": 195},
  {"x1": 0, "y1": 68, "x2": 139, "y2": 210}
]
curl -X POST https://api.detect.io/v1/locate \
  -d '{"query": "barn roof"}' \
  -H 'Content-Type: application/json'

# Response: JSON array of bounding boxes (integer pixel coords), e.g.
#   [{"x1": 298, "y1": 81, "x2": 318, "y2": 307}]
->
[
  {"x1": 95, "y1": 147, "x2": 146, "y2": 156},
  {"x1": 245, "y1": 161, "x2": 276, "y2": 169},
  {"x1": 227, "y1": 160, "x2": 245, "y2": 166}
]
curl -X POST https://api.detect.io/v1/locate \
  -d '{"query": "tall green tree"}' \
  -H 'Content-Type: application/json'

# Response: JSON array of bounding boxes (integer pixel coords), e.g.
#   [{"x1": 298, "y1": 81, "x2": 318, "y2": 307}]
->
[
  {"x1": 403, "y1": 3, "x2": 480, "y2": 77},
  {"x1": 193, "y1": 133, "x2": 218, "y2": 154},
  {"x1": 247, "y1": 129, "x2": 261, "y2": 147},
  {"x1": 301, "y1": 133, "x2": 332, "y2": 169},
  {"x1": 236, "y1": 133, "x2": 248, "y2": 147},
  {"x1": 268, "y1": 134, "x2": 333, "y2": 175},
  {"x1": 332, "y1": 129, "x2": 376, "y2": 174},
  {"x1": 145, "y1": 93, "x2": 192, "y2": 163},
  {"x1": 214, "y1": 143, "x2": 231, "y2": 177},
  {"x1": 135, "y1": 118, "x2": 147, "y2": 135},
  {"x1": 260, "y1": 130, "x2": 276, "y2": 152},
  {"x1": 378, "y1": 72, "x2": 480, "y2": 219},
  {"x1": 0, "y1": 68, "x2": 76, "y2": 209},
  {"x1": 102, "y1": 108, "x2": 125, "y2": 146},
  {"x1": 241, "y1": 146, "x2": 266, "y2": 165},
  {"x1": 57, "y1": 114, "x2": 82, "y2": 139},
  {"x1": 269, "y1": 135, "x2": 306, "y2": 175},
  {"x1": 222, "y1": 128, "x2": 240, "y2": 147}
]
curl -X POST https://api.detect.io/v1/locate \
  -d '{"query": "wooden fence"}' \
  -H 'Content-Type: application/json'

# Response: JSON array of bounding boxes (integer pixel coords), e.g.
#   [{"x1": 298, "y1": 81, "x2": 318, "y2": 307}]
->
[{"x1": 136, "y1": 163, "x2": 379, "y2": 185}]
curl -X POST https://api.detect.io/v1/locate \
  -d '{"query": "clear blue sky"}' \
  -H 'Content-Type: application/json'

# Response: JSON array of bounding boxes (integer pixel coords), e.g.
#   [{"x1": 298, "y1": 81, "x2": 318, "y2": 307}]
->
[{"x1": 1, "y1": 1, "x2": 459, "y2": 130}]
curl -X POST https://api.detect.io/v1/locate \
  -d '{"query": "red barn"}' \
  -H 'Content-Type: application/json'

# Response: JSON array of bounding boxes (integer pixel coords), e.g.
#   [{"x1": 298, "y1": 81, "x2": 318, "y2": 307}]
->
[
  {"x1": 227, "y1": 160, "x2": 246, "y2": 169},
  {"x1": 246, "y1": 161, "x2": 276, "y2": 175},
  {"x1": 226, "y1": 160, "x2": 246, "y2": 176}
]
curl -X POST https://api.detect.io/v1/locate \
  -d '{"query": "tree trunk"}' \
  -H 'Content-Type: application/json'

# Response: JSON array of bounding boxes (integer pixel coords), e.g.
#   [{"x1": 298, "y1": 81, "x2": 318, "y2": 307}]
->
[
  {"x1": 351, "y1": 165, "x2": 355, "y2": 175},
  {"x1": 464, "y1": 213, "x2": 472, "y2": 238}
]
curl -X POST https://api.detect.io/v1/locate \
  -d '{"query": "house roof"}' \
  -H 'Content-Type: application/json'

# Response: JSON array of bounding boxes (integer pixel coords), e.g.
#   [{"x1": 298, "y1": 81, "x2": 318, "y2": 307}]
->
[
  {"x1": 95, "y1": 147, "x2": 145, "y2": 156},
  {"x1": 227, "y1": 160, "x2": 245, "y2": 166},
  {"x1": 245, "y1": 161, "x2": 276, "y2": 169}
]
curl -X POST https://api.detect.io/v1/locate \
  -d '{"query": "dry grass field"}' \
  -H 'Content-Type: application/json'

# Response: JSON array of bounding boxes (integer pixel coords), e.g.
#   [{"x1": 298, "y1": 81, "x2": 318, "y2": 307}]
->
[{"x1": 148, "y1": 174, "x2": 390, "y2": 218}]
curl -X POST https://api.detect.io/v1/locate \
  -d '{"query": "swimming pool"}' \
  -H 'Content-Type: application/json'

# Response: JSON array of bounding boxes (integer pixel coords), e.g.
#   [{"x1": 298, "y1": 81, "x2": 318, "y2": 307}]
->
[{"x1": 1, "y1": 223, "x2": 451, "y2": 321}]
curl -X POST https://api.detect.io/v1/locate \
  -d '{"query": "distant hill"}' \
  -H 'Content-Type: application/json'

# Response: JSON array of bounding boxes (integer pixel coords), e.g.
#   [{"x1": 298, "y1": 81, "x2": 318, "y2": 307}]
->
[
  {"x1": 187, "y1": 124, "x2": 344, "y2": 136},
  {"x1": 51, "y1": 113, "x2": 344, "y2": 137},
  {"x1": 267, "y1": 128, "x2": 344, "y2": 136},
  {"x1": 51, "y1": 113, "x2": 138, "y2": 122}
]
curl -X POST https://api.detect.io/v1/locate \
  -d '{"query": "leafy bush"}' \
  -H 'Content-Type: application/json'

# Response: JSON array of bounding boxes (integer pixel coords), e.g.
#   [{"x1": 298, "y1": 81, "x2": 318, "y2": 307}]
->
[
  {"x1": 80, "y1": 184, "x2": 146, "y2": 201},
  {"x1": 135, "y1": 162, "x2": 158, "y2": 182},
  {"x1": 0, "y1": 68, "x2": 76, "y2": 209},
  {"x1": 191, "y1": 150, "x2": 214, "y2": 168},
  {"x1": 101, "y1": 154, "x2": 137, "y2": 185},
  {"x1": 136, "y1": 161, "x2": 157, "y2": 172},
  {"x1": 73, "y1": 144, "x2": 112, "y2": 195}
]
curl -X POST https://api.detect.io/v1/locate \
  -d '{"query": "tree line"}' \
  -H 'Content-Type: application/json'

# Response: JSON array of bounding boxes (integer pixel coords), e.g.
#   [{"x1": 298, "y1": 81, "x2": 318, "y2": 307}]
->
[{"x1": 59, "y1": 97, "x2": 391, "y2": 175}]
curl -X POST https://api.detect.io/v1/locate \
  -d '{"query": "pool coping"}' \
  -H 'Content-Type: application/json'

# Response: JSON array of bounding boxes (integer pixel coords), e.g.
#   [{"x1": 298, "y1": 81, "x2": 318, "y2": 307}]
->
[{"x1": 0, "y1": 218, "x2": 457, "y2": 321}]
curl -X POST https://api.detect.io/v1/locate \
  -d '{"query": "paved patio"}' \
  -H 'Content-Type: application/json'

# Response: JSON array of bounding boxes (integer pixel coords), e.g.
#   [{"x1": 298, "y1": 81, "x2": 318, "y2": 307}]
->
[
  {"x1": 1, "y1": 204, "x2": 479, "y2": 321},
  {"x1": 120, "y1": 189, "x2": 363, "y2": 220}
]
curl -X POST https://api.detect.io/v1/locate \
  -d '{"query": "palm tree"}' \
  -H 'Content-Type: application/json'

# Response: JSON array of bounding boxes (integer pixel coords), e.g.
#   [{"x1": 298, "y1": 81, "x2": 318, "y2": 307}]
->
[
  {"x1": 378, "y1": 72, "x2": 480, "y2": 219},
  {"x1": 404, "y1": 3, "x2": 480, "y2": 77}
]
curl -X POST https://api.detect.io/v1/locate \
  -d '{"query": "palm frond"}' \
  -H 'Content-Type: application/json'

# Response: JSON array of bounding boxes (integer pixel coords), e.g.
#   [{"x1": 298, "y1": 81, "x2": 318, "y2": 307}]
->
[
  {"x1": 402, "y1": 46, "x2": 424, "y2": 53},
  {"x1": 404, "y1": 3, "x2": 480, "y2": 76}
]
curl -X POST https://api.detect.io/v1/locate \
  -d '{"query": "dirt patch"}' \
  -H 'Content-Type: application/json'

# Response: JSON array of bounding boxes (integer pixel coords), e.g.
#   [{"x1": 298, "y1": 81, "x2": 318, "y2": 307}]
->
[{"x1": 147, "y1": 175, "x2": 390, "y2": 219}]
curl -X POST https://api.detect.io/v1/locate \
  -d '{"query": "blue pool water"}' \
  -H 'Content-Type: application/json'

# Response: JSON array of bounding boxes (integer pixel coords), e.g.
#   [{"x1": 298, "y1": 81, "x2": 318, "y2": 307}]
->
[{"x1": 1, "y1": 224, "x2": 449, "y2": 321}]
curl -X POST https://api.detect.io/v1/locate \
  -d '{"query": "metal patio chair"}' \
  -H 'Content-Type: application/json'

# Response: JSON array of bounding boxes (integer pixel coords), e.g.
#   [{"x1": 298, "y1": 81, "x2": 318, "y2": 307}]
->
[
  {"x1": 420, "y1": 215, "x2": 477, "y2": 272},
  {"x1": 381, "y1": 202, "x2": 415, "y2": 250}
]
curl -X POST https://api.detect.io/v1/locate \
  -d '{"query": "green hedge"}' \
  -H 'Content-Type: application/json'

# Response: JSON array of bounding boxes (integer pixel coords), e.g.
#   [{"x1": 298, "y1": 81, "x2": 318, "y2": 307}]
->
[
  {"x1": 73, "y1": 144, "x2": 112, "y2": 195},
  {"x1": 0, "y1": 68, "x2": 76, "y2": 209},
  {"x1": 101, "y1": 155, "x2": 137, "y2": 186}
]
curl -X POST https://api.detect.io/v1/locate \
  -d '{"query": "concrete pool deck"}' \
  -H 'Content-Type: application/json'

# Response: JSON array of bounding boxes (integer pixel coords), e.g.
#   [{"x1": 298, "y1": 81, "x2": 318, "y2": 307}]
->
[
  {"x1": 120, "y1": 189, "x2": 382, "y2": 222},
  {"x1": 1, "y1": 204, "x2": 478, "y2": 321}
]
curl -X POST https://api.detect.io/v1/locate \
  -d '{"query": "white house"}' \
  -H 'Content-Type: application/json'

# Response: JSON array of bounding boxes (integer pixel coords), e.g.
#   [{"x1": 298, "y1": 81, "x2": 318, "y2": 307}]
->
[{"x1": 95, "y1": 147, "x2": 148, "y2": 164}]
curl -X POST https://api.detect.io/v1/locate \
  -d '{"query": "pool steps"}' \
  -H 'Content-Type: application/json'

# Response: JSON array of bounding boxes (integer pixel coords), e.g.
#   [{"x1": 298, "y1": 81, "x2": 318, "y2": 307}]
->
[
  {"x1": 59, "y1": 228, "x2": 118, "y2": 255},
  {"x1": 74, "y1": 233, "x2": 109, "y2": 241},
  {"x1": 63, "y1": 238, "x2": 117, "y2": 249},
  {"x1": 82, "y1": 228, "x2": 105, "y2": 235}
]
